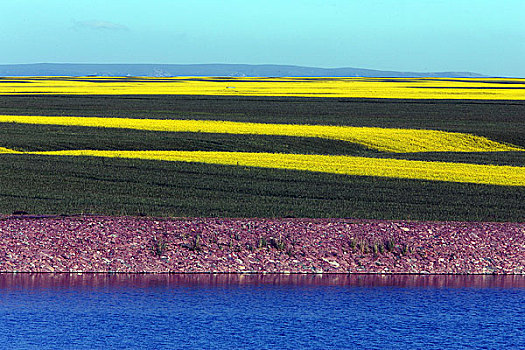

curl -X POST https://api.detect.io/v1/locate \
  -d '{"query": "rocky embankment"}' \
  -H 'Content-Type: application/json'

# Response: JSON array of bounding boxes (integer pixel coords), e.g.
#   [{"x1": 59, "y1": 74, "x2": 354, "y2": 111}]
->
[{"x1": 0, "y1": 216, "x2": 523, "y2": 274}]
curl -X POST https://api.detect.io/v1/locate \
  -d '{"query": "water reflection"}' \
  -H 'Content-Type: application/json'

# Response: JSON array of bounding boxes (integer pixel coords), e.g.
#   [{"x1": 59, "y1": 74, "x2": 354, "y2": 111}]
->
[{"x1": 0, "y1": 273, "x2": 523, "y2": 290}]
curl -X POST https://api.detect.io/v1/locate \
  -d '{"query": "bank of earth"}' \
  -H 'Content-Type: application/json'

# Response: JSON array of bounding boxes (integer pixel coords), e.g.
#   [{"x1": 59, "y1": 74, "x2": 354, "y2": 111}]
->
[{"x1": 1, "y1": 216, "x2": 523, "y2": 274}]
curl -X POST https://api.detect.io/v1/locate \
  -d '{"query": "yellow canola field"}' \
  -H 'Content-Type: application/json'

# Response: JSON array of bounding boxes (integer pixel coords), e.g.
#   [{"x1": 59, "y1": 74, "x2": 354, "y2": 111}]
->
[
  {"x1": 2, "y1": 149, "x2": 522, "y2": 186},
  {"x1": 1, "y1": 77, "x2": 524, "y2": 100},
  {"x1": 0, "y1": 147, "x2": 19, "y2": 153},
  {"x1": 0, "y1": 115, "x2": 522, "y2": 153}
]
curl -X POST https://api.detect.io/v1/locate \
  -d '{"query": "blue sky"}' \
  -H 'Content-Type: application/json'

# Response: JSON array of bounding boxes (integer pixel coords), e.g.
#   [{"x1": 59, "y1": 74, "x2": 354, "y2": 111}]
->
[{"x1": 1, "y1": 0, "x2": 524, "y2": 76}]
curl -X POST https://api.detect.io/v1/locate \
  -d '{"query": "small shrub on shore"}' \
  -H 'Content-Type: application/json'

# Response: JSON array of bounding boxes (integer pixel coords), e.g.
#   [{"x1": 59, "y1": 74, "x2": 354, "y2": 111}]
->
[
  {"x1": 180, "y1": 234, "x2": 202, "y2": 252},
  {"x1": 349, "y1": 237, "x2": 410, "y2": 256},
  {"x1": 151, "y1": 236, "x2": 167, "y2": 257},
  {"x1": 269, "y1": 236, "x2": 286, "y2": 251},
  {"x1": 255, "y1": 235, "x2": 286, "y2": 251},
  {"x1": 257, "y1": 236, "x2": 268, "y2": 249},
  {"x1": 401, "y1": 243, "x2": 414, "y2": 255},
  {"x1": 191, "y1": 234, "x2": 202, "y2": 252},
  {"x1": 385, "y1": 239, "x2": 396, "y2": 252}
]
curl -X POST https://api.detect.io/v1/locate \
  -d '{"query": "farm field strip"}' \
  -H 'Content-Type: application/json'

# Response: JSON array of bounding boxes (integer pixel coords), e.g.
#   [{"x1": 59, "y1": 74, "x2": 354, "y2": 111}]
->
[
  {"x1": 1, "y1": 115, "x2": 522, "y2": 153},
  {"x1": 0, "y1": 147, "x2": 19, "y2": 153},
  {"x1": 1, "y1": 77, "x2": 525, "y2": 100},
  {"x1": 2, "y1": 149, "x2": 524, "y2": 186}
]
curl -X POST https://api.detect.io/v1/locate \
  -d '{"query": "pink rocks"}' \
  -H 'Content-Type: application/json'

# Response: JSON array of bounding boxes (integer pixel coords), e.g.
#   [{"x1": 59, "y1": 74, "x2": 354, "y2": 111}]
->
[{"x1": 0, "y1": 215, "x2": 523, "y2": 274}]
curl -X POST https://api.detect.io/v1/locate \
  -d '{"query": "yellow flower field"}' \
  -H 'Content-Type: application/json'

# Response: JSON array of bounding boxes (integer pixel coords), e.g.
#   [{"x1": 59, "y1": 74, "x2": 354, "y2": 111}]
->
[
  {"x1": 0, "y1": 76, "x2": 524, "y2": 100},
  {"x1": 0, "y1": 115, "x2": 522, "y2": 153},
  {"x1": 0, "y1": 148, "x2": 523, "y2": 186},
  {"x1": 0, "y1": 147, "x2": 19, "y2": 153}
]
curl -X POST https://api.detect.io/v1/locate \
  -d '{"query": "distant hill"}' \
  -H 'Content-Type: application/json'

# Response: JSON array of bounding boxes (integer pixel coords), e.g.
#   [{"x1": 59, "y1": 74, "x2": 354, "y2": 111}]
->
[{"x1": 0, "y1": 63, "x2": 486, "y2": 78}]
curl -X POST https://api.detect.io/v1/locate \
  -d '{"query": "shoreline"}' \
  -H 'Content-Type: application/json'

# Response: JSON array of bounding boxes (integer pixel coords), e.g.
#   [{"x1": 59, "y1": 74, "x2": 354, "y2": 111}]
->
[
  {"x1": 1, "y1": 215, "x2": 523, "y2": 274},
  {"x1": 1, "y1": 273, "x2": 524, "y2": 290}
]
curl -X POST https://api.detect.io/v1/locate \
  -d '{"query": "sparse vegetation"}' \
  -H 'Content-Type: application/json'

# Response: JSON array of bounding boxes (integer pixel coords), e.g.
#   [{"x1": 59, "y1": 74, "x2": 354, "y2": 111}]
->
[
  {"x1": 257, "y1": 236, "x2": 268, "y2": 249},
  {"x1": 150, "y1": 236, "x2": 167, "y2": 257},
  {"x1": 348, "y1": 237, "x2": 414, "y2": 256},
  {"x1": 269, "y1": 236, "x2": 286, "y2": 251},
  {"x1": 401, "y1": 243, "x2": 414, "y2": 255},
  {"x1": 181, "y1": 233, "x2": 202, "y2": 252}
]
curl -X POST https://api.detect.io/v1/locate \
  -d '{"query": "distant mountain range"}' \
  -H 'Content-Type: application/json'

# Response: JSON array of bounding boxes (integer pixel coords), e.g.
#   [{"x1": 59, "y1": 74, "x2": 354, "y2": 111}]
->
[{"x1": 0, "y1": 63, "x2": 486, "y2": 78}]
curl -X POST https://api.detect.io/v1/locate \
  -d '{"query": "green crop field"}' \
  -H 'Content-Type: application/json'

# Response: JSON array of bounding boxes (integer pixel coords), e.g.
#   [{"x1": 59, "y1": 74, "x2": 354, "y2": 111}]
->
[{"x1": 0, "y1": 94, "x2": 523, "y2": 221}]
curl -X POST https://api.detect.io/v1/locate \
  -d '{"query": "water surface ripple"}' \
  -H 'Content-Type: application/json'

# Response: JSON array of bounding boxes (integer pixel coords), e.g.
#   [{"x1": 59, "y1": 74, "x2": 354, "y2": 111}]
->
[{"x1": 0, "y1": 274, "x2": 523, "y2": 349}]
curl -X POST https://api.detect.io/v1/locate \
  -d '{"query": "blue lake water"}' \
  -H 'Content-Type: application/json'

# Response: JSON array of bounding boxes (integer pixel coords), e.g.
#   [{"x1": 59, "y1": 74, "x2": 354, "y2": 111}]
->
[{"x1": 0, "y1": 274, "x2": 523, "y2": 349}]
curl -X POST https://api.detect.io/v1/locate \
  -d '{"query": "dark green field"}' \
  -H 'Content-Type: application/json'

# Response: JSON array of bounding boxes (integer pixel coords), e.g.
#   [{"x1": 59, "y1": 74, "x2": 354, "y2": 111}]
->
[{"x1": 0, "y1": 95, "x2": 523, "y2": 221}]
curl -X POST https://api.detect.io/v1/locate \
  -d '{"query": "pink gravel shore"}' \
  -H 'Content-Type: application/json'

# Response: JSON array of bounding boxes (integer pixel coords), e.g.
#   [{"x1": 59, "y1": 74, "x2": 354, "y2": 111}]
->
[{"x1": 0, "y1": 215, "x2": 523, "y2": 274}]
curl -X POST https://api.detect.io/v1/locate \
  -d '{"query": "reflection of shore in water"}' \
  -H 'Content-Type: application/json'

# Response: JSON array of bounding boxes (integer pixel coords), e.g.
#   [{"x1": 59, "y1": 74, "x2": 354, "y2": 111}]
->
[{"x1": 0, "y1": 273, "x2": 523, "y2": 290}]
